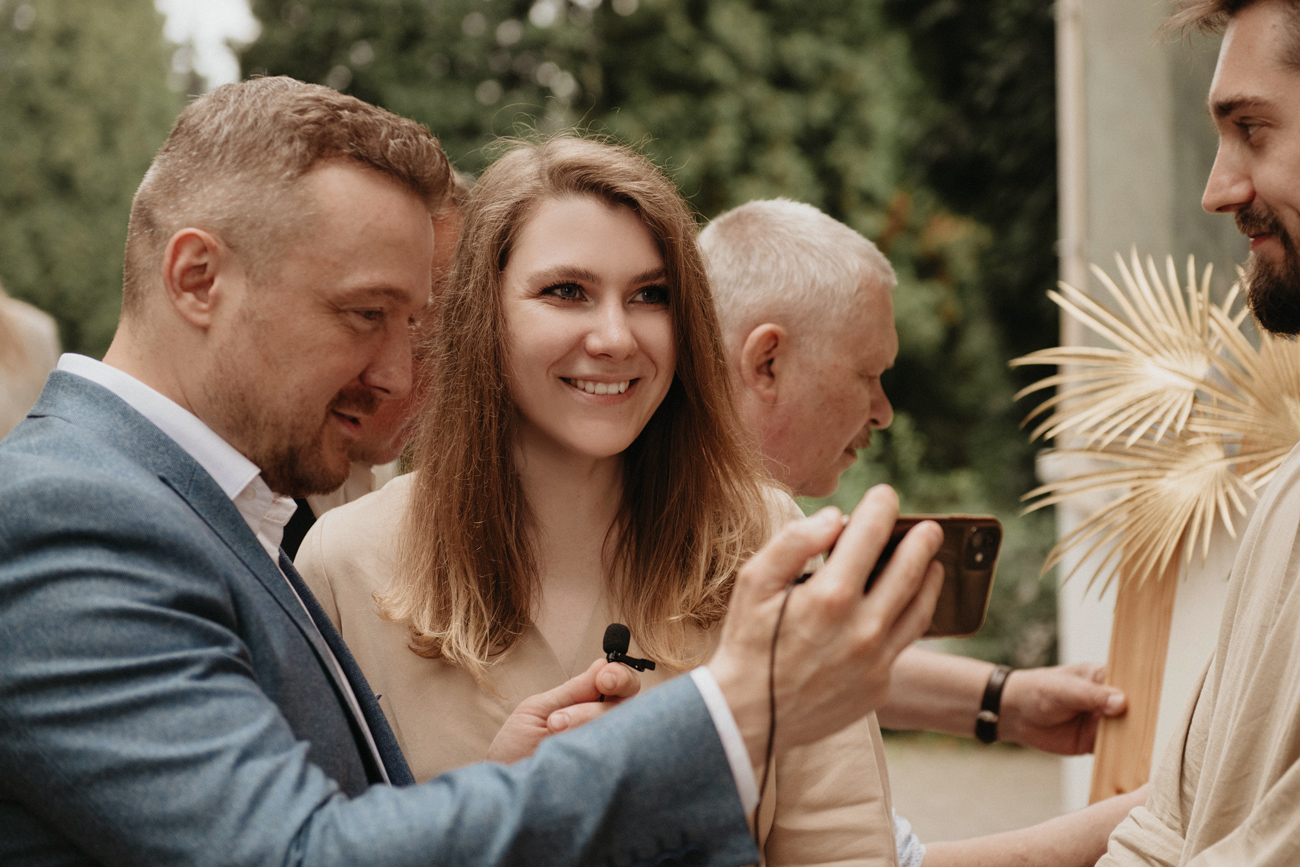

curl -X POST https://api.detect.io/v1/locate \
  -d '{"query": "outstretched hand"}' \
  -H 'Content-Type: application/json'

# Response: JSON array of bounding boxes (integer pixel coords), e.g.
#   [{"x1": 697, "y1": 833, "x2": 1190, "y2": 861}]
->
[
  {"x1": 999, "y1": 662, "x2": 1127, "y2": 755},
  {"x1": 708, "y1": 485, "x2": 944, "y2": 772},
  {"x1": 485, "y1": 658, "x2": 642, "y2": 764}
]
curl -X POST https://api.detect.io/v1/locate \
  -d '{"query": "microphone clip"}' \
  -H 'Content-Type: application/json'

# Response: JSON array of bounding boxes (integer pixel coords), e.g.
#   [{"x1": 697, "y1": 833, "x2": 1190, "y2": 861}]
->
[{"x1": 606, "y1": 649, "x2": 656, "y2": 672}]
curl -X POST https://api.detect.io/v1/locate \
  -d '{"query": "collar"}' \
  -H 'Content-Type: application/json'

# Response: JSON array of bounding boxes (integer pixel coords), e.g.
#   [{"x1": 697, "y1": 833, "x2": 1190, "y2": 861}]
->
[{"x1": 57, "y1": 354, "x2": 296, "y2": 560}]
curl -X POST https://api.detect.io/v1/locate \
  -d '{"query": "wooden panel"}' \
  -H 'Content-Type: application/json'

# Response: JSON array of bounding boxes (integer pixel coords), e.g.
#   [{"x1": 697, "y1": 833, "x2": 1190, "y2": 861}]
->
[{"x1": 1089, "y1": 552, "x2": 1180, "y2": 803}]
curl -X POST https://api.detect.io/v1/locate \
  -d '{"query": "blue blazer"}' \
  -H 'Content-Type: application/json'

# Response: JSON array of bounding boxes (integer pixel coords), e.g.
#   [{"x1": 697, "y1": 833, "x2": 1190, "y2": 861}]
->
[{"x1": 0, "y1": 372, "x2": 757, "y2": 867}]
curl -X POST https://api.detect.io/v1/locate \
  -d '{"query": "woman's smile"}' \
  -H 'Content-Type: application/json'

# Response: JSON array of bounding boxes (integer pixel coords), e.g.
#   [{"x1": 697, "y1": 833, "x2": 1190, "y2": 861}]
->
[{"x1": 562, "y1": 377, "x2": 635, "y2": 396}]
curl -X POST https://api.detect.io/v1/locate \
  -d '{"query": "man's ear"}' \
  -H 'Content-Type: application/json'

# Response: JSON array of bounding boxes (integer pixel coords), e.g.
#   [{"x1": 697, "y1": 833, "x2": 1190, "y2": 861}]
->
[
  {"x1": 161, "y1": 228, "x2": 231, "y2": 329},
  {"x1": 738, "y1": 323, "x2": 786, "y2": 405}
]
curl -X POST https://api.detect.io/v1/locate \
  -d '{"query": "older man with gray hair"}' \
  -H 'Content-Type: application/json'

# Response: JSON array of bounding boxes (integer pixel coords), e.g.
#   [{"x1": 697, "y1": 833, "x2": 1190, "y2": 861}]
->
[{"x1": 701, "y1": 198, "x2": 1145, "y2": 867}]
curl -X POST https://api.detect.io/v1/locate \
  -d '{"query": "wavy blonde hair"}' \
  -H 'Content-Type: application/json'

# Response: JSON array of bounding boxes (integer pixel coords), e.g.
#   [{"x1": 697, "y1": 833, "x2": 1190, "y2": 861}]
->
[{"x1": 380, "y1": 137, "x2": 773, "y2": 682}]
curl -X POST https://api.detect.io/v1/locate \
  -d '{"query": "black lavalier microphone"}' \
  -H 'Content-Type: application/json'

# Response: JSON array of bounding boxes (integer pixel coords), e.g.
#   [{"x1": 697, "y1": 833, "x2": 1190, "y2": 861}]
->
[
  {"x1": 598, "y1": 623, "x2": 656, "y2": 702},
  {"x1": 602, "y1": 623, "x2": 656, "y2": 671}
]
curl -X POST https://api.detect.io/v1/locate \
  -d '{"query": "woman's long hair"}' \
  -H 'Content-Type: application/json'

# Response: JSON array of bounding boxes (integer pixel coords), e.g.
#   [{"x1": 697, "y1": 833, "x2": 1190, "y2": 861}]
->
[{"x1": 380, "y1": 137, "x2": 774, "y2": 683}]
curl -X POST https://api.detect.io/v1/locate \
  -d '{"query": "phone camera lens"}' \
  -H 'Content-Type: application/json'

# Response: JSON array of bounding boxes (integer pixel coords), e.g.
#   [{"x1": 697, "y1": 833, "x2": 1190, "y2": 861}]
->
[{"x1": 964, "y1": 526, "x2": 1000, "y2": 570}]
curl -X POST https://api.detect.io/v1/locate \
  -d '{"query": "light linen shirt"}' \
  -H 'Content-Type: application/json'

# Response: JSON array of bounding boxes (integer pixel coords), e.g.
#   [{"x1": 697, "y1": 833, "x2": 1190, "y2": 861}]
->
[{"x1": 56, "y1": 353, "x2": 390, "y2": 783}]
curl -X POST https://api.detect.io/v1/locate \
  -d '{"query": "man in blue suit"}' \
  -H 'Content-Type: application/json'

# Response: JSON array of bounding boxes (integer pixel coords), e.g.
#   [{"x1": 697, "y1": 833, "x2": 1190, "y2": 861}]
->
[{"x1": 0, "y1": 77, "x2": 944, "y2": 866}]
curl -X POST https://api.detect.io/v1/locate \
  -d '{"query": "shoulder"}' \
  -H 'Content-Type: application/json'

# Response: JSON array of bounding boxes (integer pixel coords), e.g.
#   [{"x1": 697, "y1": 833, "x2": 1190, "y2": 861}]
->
[
  {"x1": 2, "y1": 295, "x2": 58, "y2": 344},
  {"x1": 309, "y1": 471, "x2": 416, "y2": 553},
  {"x1": 295, "y1": 471, "x2": 417, "y2": 617},
  {"x1": 0, "y1": 420, "x2": 249, "y2": 656},
  {"x1": 1, "y1": 416, "x2": 194, "y2": 539}
]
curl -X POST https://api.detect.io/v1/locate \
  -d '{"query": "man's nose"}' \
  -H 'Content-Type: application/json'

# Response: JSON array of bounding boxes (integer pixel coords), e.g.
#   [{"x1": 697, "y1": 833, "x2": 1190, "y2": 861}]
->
[
  {"x1": 363, "y1": 318, "x2": 414, "y2": 401},
  {"x1": 585, "y1": 303, "x2": 636, "y2": 360},
  {"x1": 1202, "y1": 145, "x2": 1253, "y2": 214},
  {"x1": 870, "y1": 380, "x2": 893, "y2": 430}
]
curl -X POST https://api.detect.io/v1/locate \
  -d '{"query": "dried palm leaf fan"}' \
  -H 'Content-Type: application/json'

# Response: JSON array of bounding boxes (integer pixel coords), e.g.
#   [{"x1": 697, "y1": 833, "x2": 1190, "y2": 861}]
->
[
  {"x1": 1013, "y1": 249, "x2": 1300, "y2": 595},
  {"x1": 1011, "y1": 248, "x2": 1300, "y2": 803}
]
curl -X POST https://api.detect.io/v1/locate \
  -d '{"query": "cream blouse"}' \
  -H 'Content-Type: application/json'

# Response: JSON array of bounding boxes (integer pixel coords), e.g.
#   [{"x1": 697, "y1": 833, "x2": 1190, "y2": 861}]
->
[{"x1": 297, "y1": 473, "x2": 901, "y2": 866}]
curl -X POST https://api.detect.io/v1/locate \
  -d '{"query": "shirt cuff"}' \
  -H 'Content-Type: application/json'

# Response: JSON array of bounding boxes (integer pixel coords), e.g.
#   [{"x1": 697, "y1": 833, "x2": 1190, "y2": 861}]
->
[{"x1": 689, "y1": 666, "x2": 759, "y2": 815}]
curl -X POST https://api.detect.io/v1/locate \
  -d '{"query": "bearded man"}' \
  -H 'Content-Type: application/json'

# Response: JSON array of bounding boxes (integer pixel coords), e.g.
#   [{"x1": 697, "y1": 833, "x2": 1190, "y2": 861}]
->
[
  {"x1": 0, "y1": 77, "x2": 945, "y2": 866},
  {"x1": 1099, "y1": 1, "x2": 1300, "y2": 863}
]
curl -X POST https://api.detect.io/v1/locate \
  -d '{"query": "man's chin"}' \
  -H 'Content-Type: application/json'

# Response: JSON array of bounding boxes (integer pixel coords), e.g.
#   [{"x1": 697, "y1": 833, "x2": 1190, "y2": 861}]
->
[
  {"x1": 1246, "y1": 249, "x2": 1300, "y2": 337},
  {"x1": 260, "y1": 447, "x2": 352, "y2": 498}
]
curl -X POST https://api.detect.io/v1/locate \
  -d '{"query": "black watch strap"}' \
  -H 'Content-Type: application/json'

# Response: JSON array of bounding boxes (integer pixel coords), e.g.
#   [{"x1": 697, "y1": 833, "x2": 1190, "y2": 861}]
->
[{"x1": 975, "y1": 664, "x2": 1013, "y2": 744}]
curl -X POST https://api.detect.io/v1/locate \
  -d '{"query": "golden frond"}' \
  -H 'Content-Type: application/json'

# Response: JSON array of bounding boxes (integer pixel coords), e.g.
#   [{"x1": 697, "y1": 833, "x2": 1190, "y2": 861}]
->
[
  {"x1": 1014, "y1": 249, "x2": 1300, "y2": 596},
  {"x1": 1023, "y1": 438, "x2": 1257, "y2": 594},
  {"x1": 1187, "y1": 306, "x2": 1300, "y2": 457},
  {"x1": 1011, "y1": 250, "x2": 1229, "y2": 447}
]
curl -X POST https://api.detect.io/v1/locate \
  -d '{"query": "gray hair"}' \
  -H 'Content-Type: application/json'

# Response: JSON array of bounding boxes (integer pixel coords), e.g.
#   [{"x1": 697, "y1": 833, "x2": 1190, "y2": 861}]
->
[{"x1": 698, "y1": 199, "x2": 896, "y2": 349}]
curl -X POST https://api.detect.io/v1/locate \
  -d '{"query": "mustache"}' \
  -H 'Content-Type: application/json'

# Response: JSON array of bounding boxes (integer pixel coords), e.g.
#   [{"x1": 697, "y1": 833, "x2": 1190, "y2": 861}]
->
[
  {"x1": 329, "y1": 389, "x2": 381, "y2": 419},
  {"x1": 1236, "y1": 203, "x2": 1284, "y2": 238}
]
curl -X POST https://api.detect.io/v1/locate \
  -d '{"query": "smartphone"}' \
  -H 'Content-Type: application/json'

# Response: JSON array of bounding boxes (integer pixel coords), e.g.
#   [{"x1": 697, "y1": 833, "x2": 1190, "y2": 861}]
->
[{"x1": 865, "y1": 515, "x2": 1002, "y2": 638}]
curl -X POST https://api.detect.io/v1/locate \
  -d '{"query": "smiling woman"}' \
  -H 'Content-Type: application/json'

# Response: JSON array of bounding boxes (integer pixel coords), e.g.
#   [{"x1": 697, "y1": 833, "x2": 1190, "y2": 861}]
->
[
  {"x1": 295, "y1": 137, "x2": 909, "y2": 864},
  {"x1": 502, "y1": 195, "x2": 676, "y2": 473}
]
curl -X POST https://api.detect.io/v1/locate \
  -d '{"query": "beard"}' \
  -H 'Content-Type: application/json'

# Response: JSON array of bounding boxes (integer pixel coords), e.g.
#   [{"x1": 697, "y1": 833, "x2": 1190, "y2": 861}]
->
[
  {"x1": 207, "y1": 352, "x2": 381, "y2": 498},
  {"x1": 1237, "y1": 203, "x2": 1300, "y2": 336}
]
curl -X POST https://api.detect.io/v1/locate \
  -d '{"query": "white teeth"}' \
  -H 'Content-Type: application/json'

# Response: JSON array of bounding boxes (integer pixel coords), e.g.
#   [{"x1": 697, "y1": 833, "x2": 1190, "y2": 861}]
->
[{"x1": 568, "y1": 379, "x2": 630, "y2": 395}]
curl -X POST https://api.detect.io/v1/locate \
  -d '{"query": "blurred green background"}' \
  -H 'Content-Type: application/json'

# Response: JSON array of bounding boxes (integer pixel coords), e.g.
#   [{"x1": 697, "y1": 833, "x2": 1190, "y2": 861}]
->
[{"x1": 0, "y1": 0, "x2": 1060, "y2": 668}]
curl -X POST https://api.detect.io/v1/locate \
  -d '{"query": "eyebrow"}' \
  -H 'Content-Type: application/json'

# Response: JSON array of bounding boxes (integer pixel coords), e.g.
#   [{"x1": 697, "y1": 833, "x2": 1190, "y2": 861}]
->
[
  {"x1": 528, "y1": 265, "x2": 667, "y2": 285},
  {"x1": 1209, "y1": 95, "x2": 1276, "y2": 119},
  {"x1": 338, "y1": 286, "x2": 417, "y2": 303}
]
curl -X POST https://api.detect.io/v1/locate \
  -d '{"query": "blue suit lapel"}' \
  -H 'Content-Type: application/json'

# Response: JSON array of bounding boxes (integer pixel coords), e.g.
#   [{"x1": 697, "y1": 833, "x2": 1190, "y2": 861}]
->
[
  {"x1": 30, "y1": 372, "x2": 411, "y2": 785},
  {"x1": 280, "y1": 552, "x2": 414, "y2": 785}
]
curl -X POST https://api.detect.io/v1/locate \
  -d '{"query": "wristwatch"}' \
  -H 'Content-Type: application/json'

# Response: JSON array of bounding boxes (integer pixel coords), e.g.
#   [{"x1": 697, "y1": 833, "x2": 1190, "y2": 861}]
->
[{"x1": 975, "y1": 664, "x2": 1013, "y2": 744}]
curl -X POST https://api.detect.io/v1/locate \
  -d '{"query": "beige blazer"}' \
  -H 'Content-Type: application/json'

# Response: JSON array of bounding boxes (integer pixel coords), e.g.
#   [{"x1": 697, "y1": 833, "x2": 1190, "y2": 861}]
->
[{"x1": 298, "y1": 473, "x2": 900, "y2": 866}]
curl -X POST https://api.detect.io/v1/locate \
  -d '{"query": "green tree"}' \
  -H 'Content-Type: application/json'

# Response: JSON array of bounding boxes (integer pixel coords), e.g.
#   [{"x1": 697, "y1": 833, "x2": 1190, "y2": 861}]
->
[
  {"x1": 242, "y1": 0, "x2": 1007, "y2": 482},
  {"x1": 0, "y1": 0, "x2": 179, "y2": 356},
  {"x1": 242, "y1": 0, "x2": 1058, "y2": 666}
]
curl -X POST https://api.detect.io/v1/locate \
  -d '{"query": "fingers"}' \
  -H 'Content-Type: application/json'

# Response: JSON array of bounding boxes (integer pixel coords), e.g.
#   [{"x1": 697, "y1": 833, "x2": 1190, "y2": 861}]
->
[
  {"x1": 1047, "y1": 664, "x2": 1128, "y2": 716},
  {"x1": 1093, "y1": 682, "x2": 1127, "y2": 716},
  {"x1": 814, "y1": 486, "x2": 900, "y2": 596},
  {"x1": 544, "y1": 661, "x2": 641, "y2": 734},
  {"x1": 735, "y1": 506, "x2": 846, "y2": 601},
  {"x1": 781, "y1": 488, "x2": 940, "y2": 662},
  {"x1": 862, "y1": 516, "x2": 944, "y2": 616},
  {"x1": 517, "y1": 659, "x2": 604, "y2": 718},
  {"x1": 595, "y1": 661, "x2": 641, "y2": 701},
  {"x1": 883, "y1": 559, "x2": 945, "y2": 655},
  {"x1": 1077, "y1": 664, "x2": 1126, "y2": 714},
  {"x1": 548, "y1": 700, "x2": 611, "y2": 734}
]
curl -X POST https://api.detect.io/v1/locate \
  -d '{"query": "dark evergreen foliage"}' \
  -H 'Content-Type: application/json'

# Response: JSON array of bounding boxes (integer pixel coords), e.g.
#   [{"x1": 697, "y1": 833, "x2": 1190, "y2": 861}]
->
[
  {"x1": 239, "y1": 0, "x2": 1061, "y2": 666},
  {"x1": 0, "y1": 0, "x2": 179, "y2": 355}
]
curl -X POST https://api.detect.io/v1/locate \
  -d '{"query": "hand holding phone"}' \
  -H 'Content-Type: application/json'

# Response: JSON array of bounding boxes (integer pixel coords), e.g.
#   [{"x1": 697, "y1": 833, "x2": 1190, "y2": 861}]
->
[{"x1": 865, "y1": 516, "x2": 1002, "y2": 638}]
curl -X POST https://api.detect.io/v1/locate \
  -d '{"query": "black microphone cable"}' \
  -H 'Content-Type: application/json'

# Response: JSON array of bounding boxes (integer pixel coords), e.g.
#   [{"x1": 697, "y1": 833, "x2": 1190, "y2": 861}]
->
[{"x1": 753, "y1": 578, "x2": 798, "y2": 851}]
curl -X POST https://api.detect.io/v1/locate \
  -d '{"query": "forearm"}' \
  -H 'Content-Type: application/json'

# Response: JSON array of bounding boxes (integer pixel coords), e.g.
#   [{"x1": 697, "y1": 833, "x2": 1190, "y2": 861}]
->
[
  {"x1": 296, "y1": 676, "x2": 760, "y2": 867},
  {"x1": 877, "y1": 647, "x2": 992, "y2": 736},
  {"x1": 923, "y1": 787, "x2": 1147, "y2": 867}
]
